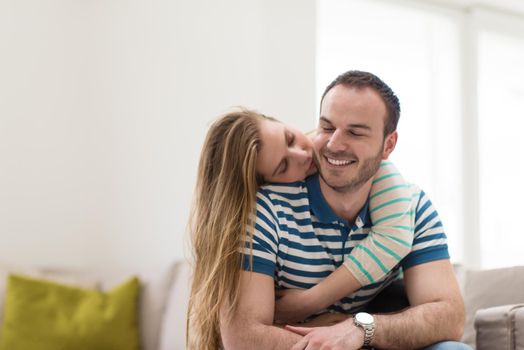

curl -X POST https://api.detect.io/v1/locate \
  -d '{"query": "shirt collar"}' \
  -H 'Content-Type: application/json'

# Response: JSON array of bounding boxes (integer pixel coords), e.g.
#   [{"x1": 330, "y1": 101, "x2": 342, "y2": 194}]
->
[{"x1": 306, "y1": 174, "x2": 371, "y2": 229}]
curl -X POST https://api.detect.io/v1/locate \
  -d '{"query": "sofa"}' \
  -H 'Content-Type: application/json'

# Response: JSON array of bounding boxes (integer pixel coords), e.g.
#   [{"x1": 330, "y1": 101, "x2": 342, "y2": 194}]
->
[
  {"x1": 455, "y1": 265, "x2": 524, "y2": 349},
  {"x1": 0, "y1": 260, "x2": 191, "y2": 350},
  {"x1": 1, "y1": 260, "x2": 523, "y2": 349}
]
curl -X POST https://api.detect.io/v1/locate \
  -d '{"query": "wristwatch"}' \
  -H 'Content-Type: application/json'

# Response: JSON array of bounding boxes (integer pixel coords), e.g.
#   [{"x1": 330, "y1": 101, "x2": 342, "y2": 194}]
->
[{"x1": 353, "y1": 312, "x2": 375, "y2": 347}]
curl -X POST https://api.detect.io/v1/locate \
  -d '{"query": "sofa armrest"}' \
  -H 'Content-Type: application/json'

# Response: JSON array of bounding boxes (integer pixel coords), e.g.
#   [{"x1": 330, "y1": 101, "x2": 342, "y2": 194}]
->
[{"x1": 474, "y1": 303, "x2": 524, "y2": 350}]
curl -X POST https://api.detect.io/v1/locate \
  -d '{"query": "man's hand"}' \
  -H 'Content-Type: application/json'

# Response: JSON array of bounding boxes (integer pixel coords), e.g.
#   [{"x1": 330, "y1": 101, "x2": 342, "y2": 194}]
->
[
  {"x1": 274, "y1": 288, "x2": 316, "y2": 324},
  {"x1": 286, "y1": 318, "x2": 365, "y2": 350}
]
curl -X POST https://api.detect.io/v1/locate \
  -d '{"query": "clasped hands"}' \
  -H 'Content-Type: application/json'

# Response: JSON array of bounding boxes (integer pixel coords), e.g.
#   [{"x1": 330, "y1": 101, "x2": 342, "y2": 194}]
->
[{"x1": 274, "y1": 288, "x2": 366, "y2": 350}]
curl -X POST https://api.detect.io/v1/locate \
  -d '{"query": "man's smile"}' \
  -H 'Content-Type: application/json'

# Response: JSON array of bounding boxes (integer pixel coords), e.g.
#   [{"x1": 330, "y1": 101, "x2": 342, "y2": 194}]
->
[{"x1": 325, "y1": 156, "x2": 357, "y2": 167}]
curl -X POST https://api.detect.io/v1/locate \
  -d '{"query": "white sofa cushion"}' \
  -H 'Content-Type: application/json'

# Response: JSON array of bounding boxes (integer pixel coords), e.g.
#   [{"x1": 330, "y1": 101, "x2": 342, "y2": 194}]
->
[{"x1": 159, "y1": 261, "x2": 191, "y2": 350}]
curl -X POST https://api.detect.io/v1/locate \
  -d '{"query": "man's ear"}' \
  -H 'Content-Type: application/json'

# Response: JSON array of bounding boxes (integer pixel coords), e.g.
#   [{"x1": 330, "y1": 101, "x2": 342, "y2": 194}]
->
[{"x1": 382, "y1": 131, "x2": 398, "y2": 159}]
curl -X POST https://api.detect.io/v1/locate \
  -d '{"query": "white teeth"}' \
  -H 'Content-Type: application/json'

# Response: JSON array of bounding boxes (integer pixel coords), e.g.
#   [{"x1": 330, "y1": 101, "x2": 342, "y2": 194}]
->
[{"x1": 326, "y1": 157, "x2": 353, "y2": 166}]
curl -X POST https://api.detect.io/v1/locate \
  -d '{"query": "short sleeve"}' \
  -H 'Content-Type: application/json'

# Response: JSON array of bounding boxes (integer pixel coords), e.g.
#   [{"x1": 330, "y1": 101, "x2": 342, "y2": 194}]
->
[
  {"x1": 242, "y1": 189, "x2": 280, "y2": 277},
  {"x1": 401, "y1": 188, "x2": 450, "y2": 270}
]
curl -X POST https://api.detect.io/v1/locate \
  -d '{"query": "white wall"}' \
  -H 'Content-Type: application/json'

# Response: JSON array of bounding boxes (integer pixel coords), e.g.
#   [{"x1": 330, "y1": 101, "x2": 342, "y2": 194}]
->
[{"x1": 0, "y1": 0, "x2": 316, "y2": 270}]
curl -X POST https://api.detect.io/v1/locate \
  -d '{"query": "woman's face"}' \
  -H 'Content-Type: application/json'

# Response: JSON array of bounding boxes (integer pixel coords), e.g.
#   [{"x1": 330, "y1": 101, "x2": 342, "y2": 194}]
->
[{"x1": 256, "y1": 119, "x2": 316, "y2": 183}]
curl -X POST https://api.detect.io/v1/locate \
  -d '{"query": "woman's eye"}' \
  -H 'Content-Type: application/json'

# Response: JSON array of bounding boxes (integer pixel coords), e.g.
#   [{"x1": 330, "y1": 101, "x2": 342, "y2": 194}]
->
[
  {"x1": 288, "y1": 134, "x2": 295, "y2": 146},
  {"x1": 281, "y1": 160, "x2": 288, "y2": 174},
  {"x1": 322, "y1": 127, "x2": 334, "y2": 132}
]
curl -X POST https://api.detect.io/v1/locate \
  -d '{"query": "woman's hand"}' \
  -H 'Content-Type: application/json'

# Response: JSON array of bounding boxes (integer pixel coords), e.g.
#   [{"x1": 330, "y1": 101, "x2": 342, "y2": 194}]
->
[
  {"x1": 286, "y1": 319, "x2": 365, "y2": 350},
  {"x1": 274, "y1": 288, "x2": 317, "y2": 324}
]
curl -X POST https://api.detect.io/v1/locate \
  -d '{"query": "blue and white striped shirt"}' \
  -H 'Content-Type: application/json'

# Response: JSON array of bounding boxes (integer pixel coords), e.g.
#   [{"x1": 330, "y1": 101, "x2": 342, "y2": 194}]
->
[{"x1": 243, "y1": 174, "x2": 450, "y2": 313}]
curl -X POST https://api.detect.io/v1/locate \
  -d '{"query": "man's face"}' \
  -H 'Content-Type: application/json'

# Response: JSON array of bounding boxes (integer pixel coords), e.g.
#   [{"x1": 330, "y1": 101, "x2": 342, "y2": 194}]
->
[{"x1": 313, "y1": 85, "x2": 397, "y2": 193}]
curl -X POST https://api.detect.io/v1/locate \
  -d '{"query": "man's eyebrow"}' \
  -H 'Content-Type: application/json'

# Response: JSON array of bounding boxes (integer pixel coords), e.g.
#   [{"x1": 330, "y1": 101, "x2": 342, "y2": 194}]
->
[
  {"x1": 319, "y1": 116, "x2": 332, "y2": 125},
  {"x1": 347, "y1": 123, "x2": 371, "y2": 131},
  {"x1": 271, "y1": 129, "x2": 287, "y2": 177},
  {"x1": 319, "y1": 117, "x2": 371, "y2": 131}
]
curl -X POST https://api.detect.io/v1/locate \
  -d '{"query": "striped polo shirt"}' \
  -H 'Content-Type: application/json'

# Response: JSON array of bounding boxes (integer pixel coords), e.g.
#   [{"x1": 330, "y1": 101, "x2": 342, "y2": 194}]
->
[{"x1": 243, "y1": 174, "x2": 450, "y2": 313}]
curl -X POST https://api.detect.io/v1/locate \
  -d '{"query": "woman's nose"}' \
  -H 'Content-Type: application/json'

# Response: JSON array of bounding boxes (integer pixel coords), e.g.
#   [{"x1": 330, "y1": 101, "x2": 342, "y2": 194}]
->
[{"x1": 290, "y1": 147, "x2": 310, "y2": 163}]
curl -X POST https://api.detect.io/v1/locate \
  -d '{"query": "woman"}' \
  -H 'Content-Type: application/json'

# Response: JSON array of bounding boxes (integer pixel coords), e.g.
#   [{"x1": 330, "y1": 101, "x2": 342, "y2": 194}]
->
[
  {"x1": 186, "y1": 110, "x2": 305, "y2": 350},
  {"x1": 187, "y1": 109, "x2": 413, "y2": 349}
]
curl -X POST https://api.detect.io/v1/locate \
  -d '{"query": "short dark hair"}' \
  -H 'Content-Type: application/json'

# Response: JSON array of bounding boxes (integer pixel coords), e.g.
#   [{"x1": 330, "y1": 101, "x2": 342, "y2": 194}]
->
[{"x1": 320, "y1": 70, "x2": 400, "y2": 136}]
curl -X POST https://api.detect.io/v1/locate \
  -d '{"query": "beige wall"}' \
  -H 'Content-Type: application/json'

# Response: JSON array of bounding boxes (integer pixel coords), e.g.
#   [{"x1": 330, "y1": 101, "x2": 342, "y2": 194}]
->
[{"x1": 0, "y1": 0, "x2": 316, "y2": 269}]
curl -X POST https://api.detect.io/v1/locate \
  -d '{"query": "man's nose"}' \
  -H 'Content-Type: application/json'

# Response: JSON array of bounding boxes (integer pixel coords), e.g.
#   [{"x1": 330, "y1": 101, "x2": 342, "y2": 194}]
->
[{"x1": 326, "y1": 129, "x2": 346, "y2": 152}]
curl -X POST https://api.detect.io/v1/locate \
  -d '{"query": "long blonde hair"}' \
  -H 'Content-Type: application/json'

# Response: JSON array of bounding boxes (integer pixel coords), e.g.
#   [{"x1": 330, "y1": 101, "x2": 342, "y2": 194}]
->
[{"x1": 187, "y1": 109, "x2": 269, "y2": 349}]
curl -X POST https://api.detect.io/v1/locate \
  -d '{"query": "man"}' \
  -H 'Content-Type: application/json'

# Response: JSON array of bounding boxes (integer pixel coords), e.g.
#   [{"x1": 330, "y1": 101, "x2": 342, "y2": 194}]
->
[{"x1": 220, "y1": 71, "x2": 470, "y2": 349}]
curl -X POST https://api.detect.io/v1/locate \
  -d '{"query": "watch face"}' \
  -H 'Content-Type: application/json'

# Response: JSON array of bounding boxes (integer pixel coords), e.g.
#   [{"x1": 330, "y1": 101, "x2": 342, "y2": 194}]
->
[{"x1": 355, "y1": 312, "x2": 374, "y2": 325}]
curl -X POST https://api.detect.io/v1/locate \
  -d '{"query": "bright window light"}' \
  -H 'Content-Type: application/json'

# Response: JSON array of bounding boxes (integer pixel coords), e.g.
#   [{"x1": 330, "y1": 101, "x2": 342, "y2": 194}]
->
[{"x1": 478, "y1": 29, "x2": 524, "y2": 268}]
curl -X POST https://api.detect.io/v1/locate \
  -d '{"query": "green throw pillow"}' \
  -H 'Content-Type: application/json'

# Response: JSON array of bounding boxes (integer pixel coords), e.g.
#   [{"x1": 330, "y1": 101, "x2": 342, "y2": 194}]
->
[{"x1": 0, "y1": 274, "x2": 140, "y2": 350}]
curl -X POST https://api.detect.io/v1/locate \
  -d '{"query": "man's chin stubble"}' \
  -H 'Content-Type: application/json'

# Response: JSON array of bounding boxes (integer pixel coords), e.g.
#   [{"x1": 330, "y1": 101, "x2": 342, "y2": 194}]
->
[
  {"x1": 318, "y1": 170, "x2": 367, "y2": 194},
  {"x1": 318, "y1": 155, "x2": 382, "y2": 194}
]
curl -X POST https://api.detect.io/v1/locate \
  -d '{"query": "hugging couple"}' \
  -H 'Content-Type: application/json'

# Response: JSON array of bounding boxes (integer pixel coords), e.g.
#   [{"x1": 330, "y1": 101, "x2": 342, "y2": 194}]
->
[{"x1": 187, "y1": 70, "x2": 471, "y2": 350}]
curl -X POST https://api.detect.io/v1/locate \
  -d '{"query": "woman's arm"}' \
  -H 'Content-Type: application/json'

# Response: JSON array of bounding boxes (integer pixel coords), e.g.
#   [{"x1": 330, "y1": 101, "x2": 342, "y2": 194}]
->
[
  {"x1": 274, "y1": 161, "x2": 415, "y2": 323},
  {"x1": 221, "y1": 271, "x2": 303, "y2": 349}
]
